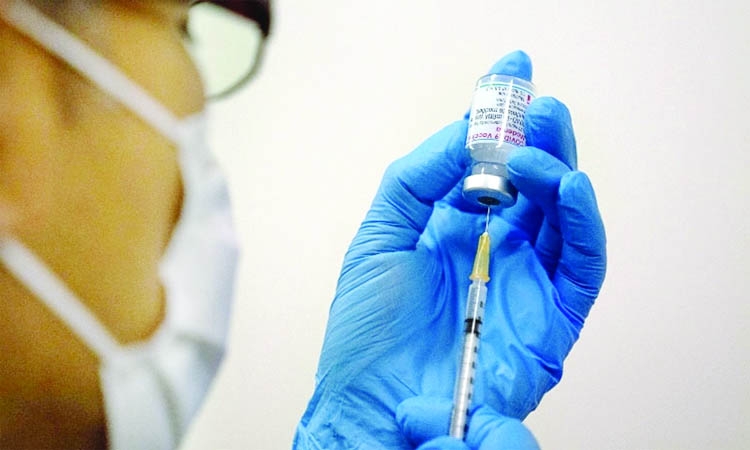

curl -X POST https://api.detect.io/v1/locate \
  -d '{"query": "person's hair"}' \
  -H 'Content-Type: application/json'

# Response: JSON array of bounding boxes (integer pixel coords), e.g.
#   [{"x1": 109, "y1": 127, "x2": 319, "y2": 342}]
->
[
  {"x1": 26, "y1": 0, "x2": 98, "y2": 25},
  {"x1": 207, "y1": 0, "x2": 271, "y2": 37}
]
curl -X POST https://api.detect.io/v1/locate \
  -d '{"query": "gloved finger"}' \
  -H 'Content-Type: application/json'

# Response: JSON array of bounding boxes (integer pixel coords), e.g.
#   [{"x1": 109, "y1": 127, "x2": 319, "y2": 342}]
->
[
  {"x1": 466, "y1": 405, "x2": 540, "y2": 450},
  {"x1": 396, "y1": 396, "x2": 452, "y2": 447},
  {"x1": 507, "y1": 145, "x2": 571, "y2": 229},
  {"x1": 534, "y1": 218, "x2": 563, "y2": 277},
  {"x1": 487, "y1": 50, "x2": 533, "y2": 81},
  {"x1": 346, "y1": 120, "x2": 469, "y2": 259},
  {"x1": 417, "y1": 436, "x2": 470, "y2": 450},
  {"x1": 501, "y1": 97, "x2": 577, "y2": 239},
  {"x1": 507, "y1": 147, "x2": 570, "y2": 276},
  {"x1": 463, "y1": 50, "x2": 533, "y2": 119},
  {"x1": 553, "y1": 171, "x2": 607, "y2": 325},
  {"x1": 525, "y1": 97, "x2": 577, "y2": 170}
]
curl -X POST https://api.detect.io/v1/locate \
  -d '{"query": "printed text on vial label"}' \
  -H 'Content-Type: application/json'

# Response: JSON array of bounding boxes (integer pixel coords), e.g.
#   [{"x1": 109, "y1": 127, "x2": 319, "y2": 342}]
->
[{"x1": 467, "y1": 85, "x2": 533, "y2": 147}]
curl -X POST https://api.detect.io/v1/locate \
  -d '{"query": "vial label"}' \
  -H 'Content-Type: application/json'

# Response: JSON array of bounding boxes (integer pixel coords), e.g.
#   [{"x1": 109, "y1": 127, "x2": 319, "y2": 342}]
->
[{"x1": 467, "y1": 80, "x2": 535, "y2": 148}]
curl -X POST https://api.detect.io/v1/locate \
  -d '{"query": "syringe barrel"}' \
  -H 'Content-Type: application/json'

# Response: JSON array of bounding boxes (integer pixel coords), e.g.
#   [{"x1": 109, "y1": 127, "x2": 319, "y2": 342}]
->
[
  {"x1": 464, "y1": 279, "x2": 487, "y2": 326},
  {"x1": 449, "y1": 279, "x2": 487, "y2": 439},
  {"x1": 450, "y1": 331, "x2": 479, "y2": 438}
]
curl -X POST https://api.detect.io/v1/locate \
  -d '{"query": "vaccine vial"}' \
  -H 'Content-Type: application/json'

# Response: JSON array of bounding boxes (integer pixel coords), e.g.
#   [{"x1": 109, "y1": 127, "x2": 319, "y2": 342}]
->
[{"x1": 463, "y1": 74, "x2": 537, "y2": 207}]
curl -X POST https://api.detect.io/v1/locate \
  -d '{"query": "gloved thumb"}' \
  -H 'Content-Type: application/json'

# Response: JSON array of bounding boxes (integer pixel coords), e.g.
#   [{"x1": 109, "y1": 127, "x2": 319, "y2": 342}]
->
[
  {"x1": 396, "y1": 396, "x2": 453, "y2": 447},
  {"x1": 416, "y1": 436, "x2": 471, "y2": 450},
  {"x1": 345, "y1": 120, "x2": 469, "y2": 261},
  {"x1": 397, "y1": 396, "x2": 540, "y2": 450},
  {"x1": 466, "y1": 405, "x2": 540, "y2": 450}
]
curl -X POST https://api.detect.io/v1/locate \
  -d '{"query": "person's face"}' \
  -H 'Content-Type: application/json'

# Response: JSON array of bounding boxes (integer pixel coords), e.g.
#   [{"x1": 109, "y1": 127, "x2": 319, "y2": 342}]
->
[
  {"x1": 0, "y1": 2, "x2": 270, "y2": 448},
  {"x1": 0, "y1": 3, "x2": 207, "y2": 446},
  {"x1": 0, "y1": 0, "x2": 203, "y2": 232}
]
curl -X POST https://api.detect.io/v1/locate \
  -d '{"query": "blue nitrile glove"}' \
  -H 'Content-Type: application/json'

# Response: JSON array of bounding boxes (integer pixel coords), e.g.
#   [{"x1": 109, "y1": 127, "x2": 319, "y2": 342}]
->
[
  {"x1": 294, "y1": 50, "x2": 606, "y2": 449},
  {"x1": 396, "y1": 396, "x2": 540, "y2": 450}
]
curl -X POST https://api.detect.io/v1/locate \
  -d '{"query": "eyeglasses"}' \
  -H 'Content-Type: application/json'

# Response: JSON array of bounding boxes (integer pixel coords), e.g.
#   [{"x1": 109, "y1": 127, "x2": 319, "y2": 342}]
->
[{"x1": 185, "y1": 0, "x2": 271, "y2": 99}]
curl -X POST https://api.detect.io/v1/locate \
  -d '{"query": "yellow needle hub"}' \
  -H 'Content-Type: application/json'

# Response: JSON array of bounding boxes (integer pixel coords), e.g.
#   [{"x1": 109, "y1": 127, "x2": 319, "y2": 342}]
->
[{"x1": 469, "y1": 231, "x2": 491, "y2": 282}]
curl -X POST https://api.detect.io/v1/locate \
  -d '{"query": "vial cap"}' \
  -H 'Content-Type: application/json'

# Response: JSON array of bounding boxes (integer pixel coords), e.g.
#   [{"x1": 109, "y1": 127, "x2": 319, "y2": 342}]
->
[{"x1": 463, "y1": 173, "x2": 517, "y2": 208}]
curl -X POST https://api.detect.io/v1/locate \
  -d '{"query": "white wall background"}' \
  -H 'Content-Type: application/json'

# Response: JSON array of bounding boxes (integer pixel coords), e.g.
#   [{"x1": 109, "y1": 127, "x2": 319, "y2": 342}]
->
[{"x1": 182, "y1": 0, "x2": 750, "y2": 448}]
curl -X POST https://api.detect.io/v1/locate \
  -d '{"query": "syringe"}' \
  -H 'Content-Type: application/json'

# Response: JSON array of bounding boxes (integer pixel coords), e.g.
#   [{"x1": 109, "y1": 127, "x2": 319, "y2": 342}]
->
[{"x1": 449, "y1": 212, "x2": 492, "y2": 439}]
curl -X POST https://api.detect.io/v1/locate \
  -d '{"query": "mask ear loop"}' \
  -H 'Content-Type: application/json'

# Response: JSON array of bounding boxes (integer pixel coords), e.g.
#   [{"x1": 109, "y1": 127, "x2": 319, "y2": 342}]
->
[
  {"x1": 0, "y1": 0, "x2": 183, "y2": 143},
  {"x1": 0, "y1": 237, "x2": 122, "y2": 361}
]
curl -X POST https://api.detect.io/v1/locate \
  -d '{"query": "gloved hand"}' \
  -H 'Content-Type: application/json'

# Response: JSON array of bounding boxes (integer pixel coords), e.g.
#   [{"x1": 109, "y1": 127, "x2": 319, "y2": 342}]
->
[
  {"x1": 294, "y1": 50, "x2": 606, "y2": 449},
  {"x1": 396, "y1": 396, "x2": 540, "y2": 450}
]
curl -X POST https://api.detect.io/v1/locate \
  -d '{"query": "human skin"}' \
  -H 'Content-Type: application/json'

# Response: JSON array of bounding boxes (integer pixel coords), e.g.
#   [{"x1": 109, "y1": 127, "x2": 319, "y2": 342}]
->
[{"x1": 0, "y1": 0, "x2": 203, "y2": 447}]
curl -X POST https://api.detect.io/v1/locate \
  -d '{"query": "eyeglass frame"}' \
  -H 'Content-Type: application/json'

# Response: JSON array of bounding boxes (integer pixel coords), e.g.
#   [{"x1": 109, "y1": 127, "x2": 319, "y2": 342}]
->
[{"x1": 189, "y1": 0, "x2": 272, "y2": 99}]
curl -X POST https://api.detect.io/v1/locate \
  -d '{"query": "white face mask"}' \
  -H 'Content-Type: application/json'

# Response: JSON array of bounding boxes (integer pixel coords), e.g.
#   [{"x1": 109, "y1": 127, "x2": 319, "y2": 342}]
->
[{"x1": 0, "y1": 2, "x2": 239, "y2": 449}]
